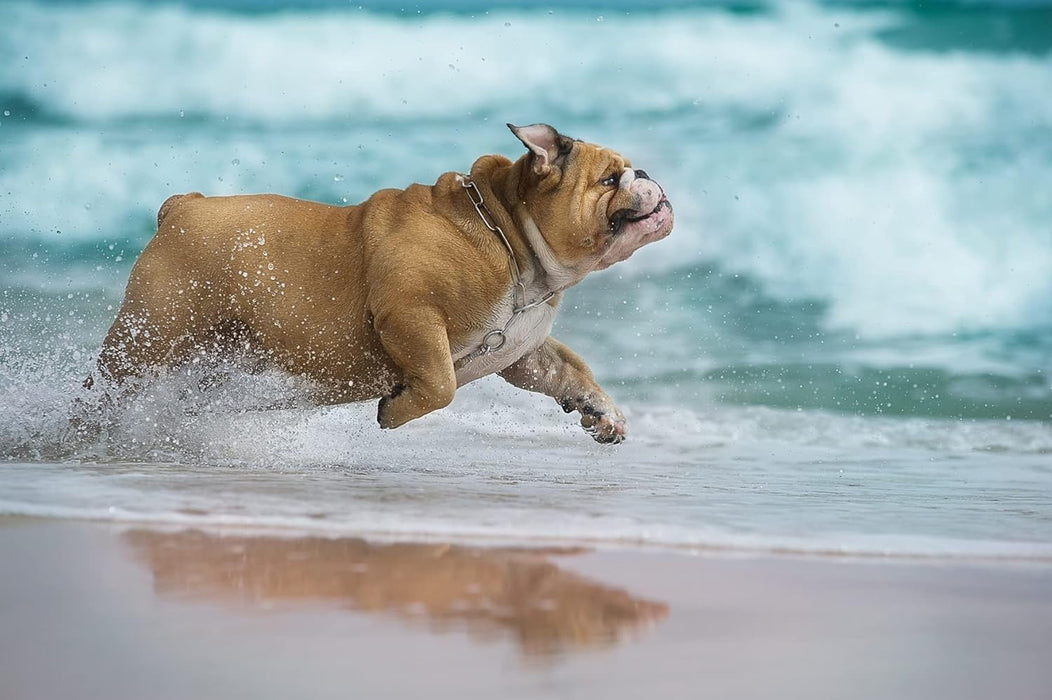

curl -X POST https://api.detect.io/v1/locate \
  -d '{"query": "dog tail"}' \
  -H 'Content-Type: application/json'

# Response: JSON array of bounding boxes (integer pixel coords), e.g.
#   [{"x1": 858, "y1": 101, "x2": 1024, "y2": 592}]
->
[{"x1": 157, "y1": 192, "x2": 205, "y2": 228}]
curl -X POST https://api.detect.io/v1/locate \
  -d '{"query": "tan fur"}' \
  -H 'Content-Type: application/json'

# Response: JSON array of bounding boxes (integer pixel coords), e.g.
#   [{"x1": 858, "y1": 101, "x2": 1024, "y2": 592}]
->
[{"x1": 98, "y1": 124, "x2": 673, "y2": 442}]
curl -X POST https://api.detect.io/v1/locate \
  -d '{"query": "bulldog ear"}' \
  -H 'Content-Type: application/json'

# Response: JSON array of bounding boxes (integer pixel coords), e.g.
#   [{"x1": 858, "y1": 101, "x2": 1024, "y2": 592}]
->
[{"x1": 508, "y1": 123, "x2": 575, "y2": 175}]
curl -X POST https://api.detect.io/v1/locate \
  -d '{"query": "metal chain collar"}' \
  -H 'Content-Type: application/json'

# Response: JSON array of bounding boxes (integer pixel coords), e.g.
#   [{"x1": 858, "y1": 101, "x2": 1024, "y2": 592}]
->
[{"x1": 459, "y1": 176, "x2": 555, "y2": 355}]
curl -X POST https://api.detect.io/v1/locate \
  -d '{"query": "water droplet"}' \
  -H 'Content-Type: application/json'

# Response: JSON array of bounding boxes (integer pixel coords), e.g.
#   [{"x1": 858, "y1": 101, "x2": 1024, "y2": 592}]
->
[
  {"x1": 231, "y1": 158, "x2": 240, "y2": 166},
  {"x1": 2, "y1": 110, "x2": 9, "y2": 117},
  {"x1": 333, "y1": 174, "x2": 344, "y2": 182}
]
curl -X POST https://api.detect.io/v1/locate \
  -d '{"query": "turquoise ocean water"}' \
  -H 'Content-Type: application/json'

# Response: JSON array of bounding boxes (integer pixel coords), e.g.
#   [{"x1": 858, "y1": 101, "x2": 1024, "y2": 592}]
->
[{"x1": 1, "y1": 0, "x2": 1050, "y2": 557}]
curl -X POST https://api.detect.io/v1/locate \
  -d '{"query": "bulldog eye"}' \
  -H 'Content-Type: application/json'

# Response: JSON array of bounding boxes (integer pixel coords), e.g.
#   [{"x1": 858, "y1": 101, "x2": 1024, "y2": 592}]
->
[{"x1": 600, "y1": 173, "x2": 619, "y2": 187}]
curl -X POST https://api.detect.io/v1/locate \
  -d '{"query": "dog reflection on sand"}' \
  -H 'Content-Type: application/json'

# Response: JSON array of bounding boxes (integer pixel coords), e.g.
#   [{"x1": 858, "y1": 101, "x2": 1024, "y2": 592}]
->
[{"x1": 124, "y1": 529, "x2": 668, "y2": 656}]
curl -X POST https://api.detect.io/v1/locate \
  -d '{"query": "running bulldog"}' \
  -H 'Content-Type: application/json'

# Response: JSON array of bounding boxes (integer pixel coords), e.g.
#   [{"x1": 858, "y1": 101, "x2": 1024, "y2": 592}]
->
[{"x1": 98, "y1": 123, "x2": 674, "y2": 443}]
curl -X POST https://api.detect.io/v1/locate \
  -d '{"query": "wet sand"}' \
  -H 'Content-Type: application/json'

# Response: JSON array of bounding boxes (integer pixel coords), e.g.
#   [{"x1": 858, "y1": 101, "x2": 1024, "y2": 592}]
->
[{"x1": 1, "y1": 516, "x2": 1050, "y2": 700}]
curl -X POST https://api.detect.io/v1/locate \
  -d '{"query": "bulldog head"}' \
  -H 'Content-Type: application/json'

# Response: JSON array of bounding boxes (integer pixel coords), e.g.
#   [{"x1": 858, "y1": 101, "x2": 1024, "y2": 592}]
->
[{"x1": 509, "y1": 123, "x2": 674, "y2": 273}]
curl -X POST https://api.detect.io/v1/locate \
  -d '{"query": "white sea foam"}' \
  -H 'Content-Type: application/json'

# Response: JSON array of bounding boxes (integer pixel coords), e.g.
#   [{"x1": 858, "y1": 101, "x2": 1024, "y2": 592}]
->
[
  {"x1": 3, "y1": 497, "x2": 1052, "y2": 562},
  {"x1": 3, "y1": 353, "x2": 1050, "y2": 466},
  {"x1": 1, "y1": 338, "x2": 1050, "y2": 558}
]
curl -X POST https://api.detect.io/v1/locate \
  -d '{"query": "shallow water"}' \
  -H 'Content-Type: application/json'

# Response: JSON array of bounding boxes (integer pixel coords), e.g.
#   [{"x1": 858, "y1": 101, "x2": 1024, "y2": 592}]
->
[{"x1": 1, "y1": 0, "x2": 1050, "y2": 559}]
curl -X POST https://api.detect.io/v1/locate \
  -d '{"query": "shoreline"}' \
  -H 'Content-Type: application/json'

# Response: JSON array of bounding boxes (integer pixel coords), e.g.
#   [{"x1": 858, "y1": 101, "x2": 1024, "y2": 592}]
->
[
  {"x1": 2, "y1": 513, "x2": 1050, "y2": 566},
  {"x1": 2, "y1": 516, "x2": 1051, "y2": 700}
]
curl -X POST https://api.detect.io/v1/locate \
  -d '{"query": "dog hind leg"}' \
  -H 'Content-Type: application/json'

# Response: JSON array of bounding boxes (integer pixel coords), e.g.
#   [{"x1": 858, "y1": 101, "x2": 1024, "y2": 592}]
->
[{"x1": 98, "y1": 253, "x2": 217, "y2": 384}]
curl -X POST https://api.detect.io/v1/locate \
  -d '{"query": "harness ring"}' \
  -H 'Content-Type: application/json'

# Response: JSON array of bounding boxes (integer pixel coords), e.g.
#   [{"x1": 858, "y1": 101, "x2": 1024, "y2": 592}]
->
[{"x1": 480, "y1": 329, "x2": 507, "y2": 353}]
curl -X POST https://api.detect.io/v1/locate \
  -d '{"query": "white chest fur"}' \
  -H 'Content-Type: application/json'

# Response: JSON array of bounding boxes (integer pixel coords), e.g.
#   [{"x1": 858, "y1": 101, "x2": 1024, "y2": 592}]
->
[{"x1": 452, "y1": 292, "x2": 559, "y2": 386}]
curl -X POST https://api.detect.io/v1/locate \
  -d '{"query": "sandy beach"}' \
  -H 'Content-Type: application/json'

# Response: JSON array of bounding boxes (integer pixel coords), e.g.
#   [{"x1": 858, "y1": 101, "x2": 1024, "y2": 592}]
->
[{"x1": 1, "y1": 516, "x2": 1049, "y2": 700}]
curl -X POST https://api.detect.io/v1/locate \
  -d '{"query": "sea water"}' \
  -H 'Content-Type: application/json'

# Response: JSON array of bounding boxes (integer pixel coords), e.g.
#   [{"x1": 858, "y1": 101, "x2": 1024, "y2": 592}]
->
[{"x1": 1, "y1": 0, "x2": 1050, "y2": 559}]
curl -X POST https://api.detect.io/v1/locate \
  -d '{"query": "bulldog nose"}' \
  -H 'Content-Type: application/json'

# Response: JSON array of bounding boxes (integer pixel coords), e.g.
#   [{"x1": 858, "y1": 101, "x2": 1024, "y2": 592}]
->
[{"x1": 634, "y1": 169, "x2": 650, "y2": 180}]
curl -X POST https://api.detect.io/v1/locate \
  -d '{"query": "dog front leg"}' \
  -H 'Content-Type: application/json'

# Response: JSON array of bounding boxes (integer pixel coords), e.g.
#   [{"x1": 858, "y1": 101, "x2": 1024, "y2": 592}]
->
[
  {"x1": 374, "y1": 309, "x2": 457, "y2": 429},
  {"x1": 499, "y1": 337, "x2": 626, "y2": 444}
]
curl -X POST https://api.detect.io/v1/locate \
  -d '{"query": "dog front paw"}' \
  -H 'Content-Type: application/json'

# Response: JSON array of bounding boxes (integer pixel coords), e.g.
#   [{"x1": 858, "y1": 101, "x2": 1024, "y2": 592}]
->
[
  {"x1": 580, "y1": 408, "x2": 627, "y2": 445},
  {"x1": 376, "y1": 383, "x2": 406, "y2": 429}
]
